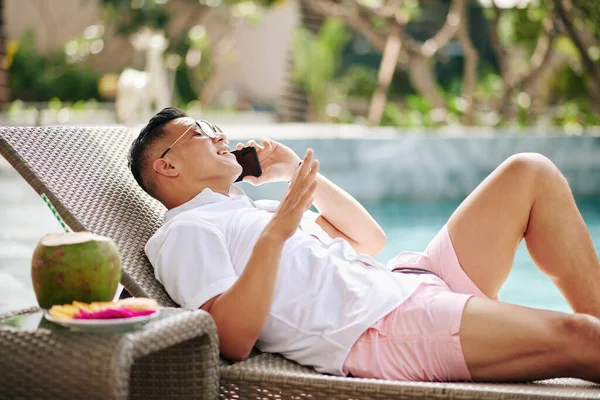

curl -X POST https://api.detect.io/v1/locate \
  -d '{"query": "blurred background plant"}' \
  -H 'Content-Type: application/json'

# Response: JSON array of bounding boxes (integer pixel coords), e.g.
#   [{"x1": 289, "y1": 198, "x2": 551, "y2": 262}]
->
[
  {"x1": 285, "y1": 0, "x2": 600, "y2": 129},
  {"x1": 7, "y1": 30, "x2": 101, "y2": 102},
  {"x1": 291, "y1": 18, "x2": 350, "y2": 122},
  {"x1": 2, "y1": 0, "x2": 599, "y2": 130}
]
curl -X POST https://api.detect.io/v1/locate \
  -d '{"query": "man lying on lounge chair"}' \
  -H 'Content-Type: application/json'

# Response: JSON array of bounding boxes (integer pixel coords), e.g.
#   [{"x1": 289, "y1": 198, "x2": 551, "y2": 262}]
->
[{"x1": 129, "y1": 107, "x2": 600, "y2": 383}]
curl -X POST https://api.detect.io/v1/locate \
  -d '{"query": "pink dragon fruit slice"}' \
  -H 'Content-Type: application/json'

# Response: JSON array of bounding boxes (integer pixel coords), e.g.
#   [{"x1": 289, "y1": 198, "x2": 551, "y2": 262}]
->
[{"x1": 74, "y1": 308, "x2": 156, "y2": 320}]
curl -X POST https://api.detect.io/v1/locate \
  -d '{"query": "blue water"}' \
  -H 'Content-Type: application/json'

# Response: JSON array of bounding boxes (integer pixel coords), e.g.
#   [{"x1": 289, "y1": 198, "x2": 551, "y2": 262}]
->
[{"x1": 365, "y1": 199, "x2": 600, "y2": 313}]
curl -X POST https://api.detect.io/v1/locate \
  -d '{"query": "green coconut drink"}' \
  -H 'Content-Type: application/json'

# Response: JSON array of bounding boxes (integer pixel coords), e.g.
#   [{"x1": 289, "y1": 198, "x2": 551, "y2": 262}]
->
[{"x1": 31, "y1": 232, "x2": 122, "y2": 309}]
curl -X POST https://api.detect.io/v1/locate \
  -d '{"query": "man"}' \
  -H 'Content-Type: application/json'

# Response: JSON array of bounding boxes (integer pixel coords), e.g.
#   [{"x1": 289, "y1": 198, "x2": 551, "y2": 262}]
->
[{"x1": 129, "y1": 107, "x2": 600, "y2": 383}]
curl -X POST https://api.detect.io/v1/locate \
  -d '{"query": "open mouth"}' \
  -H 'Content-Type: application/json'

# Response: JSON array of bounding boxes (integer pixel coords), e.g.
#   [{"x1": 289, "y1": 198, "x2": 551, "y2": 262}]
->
[{"x1": 217, "y1": 149, "x2": 230, "y2": 155}]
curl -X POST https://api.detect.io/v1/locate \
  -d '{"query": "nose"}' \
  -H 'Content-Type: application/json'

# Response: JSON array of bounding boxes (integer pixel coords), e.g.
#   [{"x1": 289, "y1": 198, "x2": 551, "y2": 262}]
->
[{"x1": 213, "y1": 132, "x2": 227, "y2": 144}]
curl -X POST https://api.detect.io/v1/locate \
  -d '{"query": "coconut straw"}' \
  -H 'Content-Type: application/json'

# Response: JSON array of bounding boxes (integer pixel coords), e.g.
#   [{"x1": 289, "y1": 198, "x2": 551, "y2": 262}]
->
[{"x1": 41, "y1": 193, "x2": 72, "y2": 233}]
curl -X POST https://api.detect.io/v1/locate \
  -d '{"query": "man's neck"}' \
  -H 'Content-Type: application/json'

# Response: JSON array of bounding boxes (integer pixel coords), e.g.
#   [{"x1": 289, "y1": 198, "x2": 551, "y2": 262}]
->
[{"x1": 164, "y1": 184, "x2": 233, "y2": 210}]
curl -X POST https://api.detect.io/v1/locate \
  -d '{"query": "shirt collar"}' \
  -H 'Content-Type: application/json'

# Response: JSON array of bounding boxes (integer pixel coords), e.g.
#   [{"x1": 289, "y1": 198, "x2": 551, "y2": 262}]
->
[{"x1": 165, "y1": 185, "x2": 247, "y2": 222}]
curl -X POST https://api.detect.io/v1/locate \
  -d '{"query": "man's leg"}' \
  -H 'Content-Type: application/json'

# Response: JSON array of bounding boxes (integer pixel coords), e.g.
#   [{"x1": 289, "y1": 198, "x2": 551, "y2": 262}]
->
[
  {"x1": 460, "y1": 297, "x2": 600, "y2": 382},
  {"x1": 447, "y1": 152, "x2": 600, "y2": 317}
]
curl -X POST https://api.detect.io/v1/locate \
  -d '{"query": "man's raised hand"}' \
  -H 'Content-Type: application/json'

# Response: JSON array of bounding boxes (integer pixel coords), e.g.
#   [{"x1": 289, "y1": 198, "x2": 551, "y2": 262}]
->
[{"x1": 266, "y1": 149, "x2": 319, "y2": 241}]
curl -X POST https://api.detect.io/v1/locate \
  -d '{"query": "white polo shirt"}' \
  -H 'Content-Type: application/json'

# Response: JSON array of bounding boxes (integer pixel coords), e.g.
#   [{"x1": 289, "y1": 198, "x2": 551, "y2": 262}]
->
[{"x1": 145, "y1": 186, "x2": 424, "y2": 376}]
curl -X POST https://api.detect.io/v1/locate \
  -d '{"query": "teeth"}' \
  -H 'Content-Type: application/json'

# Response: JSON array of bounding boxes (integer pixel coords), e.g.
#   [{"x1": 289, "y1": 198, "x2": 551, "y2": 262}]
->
[{"x1": 218, "y1": 150, "x2": 229, "y2": 155}]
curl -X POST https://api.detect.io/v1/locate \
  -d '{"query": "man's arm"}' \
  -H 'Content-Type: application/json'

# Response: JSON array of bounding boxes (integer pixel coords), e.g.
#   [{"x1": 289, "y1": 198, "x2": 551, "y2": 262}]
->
[
  {"x1": 234, "y1": 137, "x2": 386, "y2": 256},
  {"x1": 312, "y1": 173, "x2": 386, "y2": 256},
  {"x1": 201, "y1": 150, "x2": 319, "y2": 361},
  {"x1": 200, "y1": 231, "x2": 284, "y2": 361}
]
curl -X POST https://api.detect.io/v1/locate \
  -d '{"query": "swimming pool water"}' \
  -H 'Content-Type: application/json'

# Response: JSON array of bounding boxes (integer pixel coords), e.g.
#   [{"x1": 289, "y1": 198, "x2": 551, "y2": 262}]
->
[{"x1": 365, "y1": 198, "x2": 600, "y2": 313}]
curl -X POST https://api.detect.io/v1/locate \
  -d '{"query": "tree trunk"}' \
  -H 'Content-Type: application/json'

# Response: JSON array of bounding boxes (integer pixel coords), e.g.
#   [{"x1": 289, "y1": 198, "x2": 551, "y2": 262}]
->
[
  {"x1": 406, "y1": 54, "x2": 446, "y2": 109},
  {"x1": 456, "y1": 1, "x2": 478, "y2": 125},
  {"x1": 279, "y1": 0, "x2": 325, "y2": 122},
  {"x1": 554, "y1": 0, "x2": 600, "y2": 105},
  {"x1": 367, "y1": 14, "x2": 403, "y2": 127},
  {"x1": 489, "y1": 8, "x2": 560, "y2": 122},
  {"x1": 524, "y1": 51, "x2": 565, "y2": 118},
  {"x1": 0, "y1": 0, "x2": 8, "y2": 110},
  {"x1": 487, "y1": 6, "x2": 514, "y2": 118},
  {"x1": 307, "y1": 0, "x2": 460, "y2": 119}
]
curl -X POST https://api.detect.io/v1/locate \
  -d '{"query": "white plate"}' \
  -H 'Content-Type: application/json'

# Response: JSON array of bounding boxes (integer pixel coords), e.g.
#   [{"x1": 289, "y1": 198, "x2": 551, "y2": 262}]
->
[{"x1": 43, "y1": 310, "x2": 159, "y2": 332}]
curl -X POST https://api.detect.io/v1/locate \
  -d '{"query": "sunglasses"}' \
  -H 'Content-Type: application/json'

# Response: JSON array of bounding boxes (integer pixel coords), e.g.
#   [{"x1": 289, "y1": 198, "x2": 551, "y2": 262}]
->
[{"x1": 160, "y1": 119, "x2": 224, "y2": 158}]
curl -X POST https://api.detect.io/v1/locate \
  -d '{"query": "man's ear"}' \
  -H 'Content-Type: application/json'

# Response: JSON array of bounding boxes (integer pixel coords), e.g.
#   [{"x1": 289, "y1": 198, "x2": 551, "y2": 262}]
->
[{"x1": 153, "y1": 158, "x2": 180, "y2": 177}]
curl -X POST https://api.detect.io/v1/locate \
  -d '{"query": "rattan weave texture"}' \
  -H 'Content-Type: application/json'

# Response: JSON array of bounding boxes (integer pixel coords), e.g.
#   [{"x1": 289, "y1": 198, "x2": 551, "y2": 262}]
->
[
  {"x1": 221, "y1": 353, "x2": 600, "y2": 399},
  {"x1": 0, "y1": 307, "x2": 219, "y2": 400},
  {"x1": 0, "y1": 126, "x2": 174, "y2": 305}
]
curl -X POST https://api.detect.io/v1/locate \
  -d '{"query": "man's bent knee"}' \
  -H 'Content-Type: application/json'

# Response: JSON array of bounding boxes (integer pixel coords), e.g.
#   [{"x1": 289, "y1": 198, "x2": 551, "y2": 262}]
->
[
  {"x1": 557, "y1": 313, "x2": 600, "y2": 345},
  {"x1": 504, "y1": 152, "x2": 555, "y2": 175},
  {"x1": 503, "y1": 153, "x2": 568, "y2": 191},
  {"x1": 554, "y1": 313, "x2": 600, "y2": 373}
]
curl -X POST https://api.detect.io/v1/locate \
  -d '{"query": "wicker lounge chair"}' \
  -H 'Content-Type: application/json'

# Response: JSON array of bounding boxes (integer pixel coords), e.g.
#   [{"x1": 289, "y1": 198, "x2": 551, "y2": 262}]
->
[{"x1": 1, "y1": 125, "x2": 600, "y2": 399}]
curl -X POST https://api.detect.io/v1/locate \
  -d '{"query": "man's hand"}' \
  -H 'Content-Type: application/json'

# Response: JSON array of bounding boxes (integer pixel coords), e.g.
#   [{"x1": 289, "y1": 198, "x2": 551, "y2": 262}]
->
[
  {"x1": 264, "y1": 149, "x2": 319, "y2": 240},
  {"x1": 235, "y1": 138, "x2": 301, "y2": 185}
]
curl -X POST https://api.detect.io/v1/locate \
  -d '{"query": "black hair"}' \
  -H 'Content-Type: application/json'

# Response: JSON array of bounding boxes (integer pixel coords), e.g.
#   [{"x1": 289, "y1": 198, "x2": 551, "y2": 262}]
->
[{"x1": 128, "y1": 107, "x2": 188, "y2": 198}]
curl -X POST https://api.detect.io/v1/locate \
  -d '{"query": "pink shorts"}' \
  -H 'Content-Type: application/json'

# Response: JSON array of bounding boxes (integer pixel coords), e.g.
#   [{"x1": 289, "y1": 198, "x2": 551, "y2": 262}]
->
[{"x1": 342, "y1": 224, "x2": 493, "y2": 382}]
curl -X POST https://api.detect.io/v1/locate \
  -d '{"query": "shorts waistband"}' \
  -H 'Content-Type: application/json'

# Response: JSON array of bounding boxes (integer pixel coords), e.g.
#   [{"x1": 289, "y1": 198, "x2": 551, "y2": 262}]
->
[{"x1": 391, "y1": 267, "x2": 440, "y2": 278}]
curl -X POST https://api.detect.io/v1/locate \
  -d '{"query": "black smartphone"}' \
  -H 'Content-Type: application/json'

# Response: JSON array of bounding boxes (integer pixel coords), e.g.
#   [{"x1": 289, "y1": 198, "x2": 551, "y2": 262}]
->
[{"x1": 231, "y1": 146, "x2": 263, "y2": 183}]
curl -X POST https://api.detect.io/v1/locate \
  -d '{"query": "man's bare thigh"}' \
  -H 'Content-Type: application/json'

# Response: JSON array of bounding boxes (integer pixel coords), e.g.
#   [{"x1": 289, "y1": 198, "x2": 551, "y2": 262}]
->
[
  {"x1": 460, "y1": 297, "x2": 589, "y2": 382},
  {"x1": 447, "y1": 155, "x2": 540, "y2": 297}
]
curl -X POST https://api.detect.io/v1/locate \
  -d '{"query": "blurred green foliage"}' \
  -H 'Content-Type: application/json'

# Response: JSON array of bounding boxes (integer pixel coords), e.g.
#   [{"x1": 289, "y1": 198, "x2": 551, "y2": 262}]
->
[
  {"x1": 501, "y1": 5, "x2": 546, "y2": 52},
  {"x1": 292, "y1": 18, "x2": 350, "y2": 121},
  {"x1": 170, "y1": 24, "x2": 215, "y2": 105},
  {"x1": 574, "y1": 0, "x2": 600, "y2": 33},
  {"x1": 8, "y1": 30, "x2": 101, "y2": 102},
  {"x1": 290, "y1": 0, "x2": 600, "y2": 129},
  {"x1": 339, "y1": 65, "x2": 378, "y2": 98}
]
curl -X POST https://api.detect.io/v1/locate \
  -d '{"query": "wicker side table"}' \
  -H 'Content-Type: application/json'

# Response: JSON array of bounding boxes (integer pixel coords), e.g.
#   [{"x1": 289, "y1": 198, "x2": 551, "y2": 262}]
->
[{"x1": 0, "y1": 307, "x2": 219, "y2": 400}]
